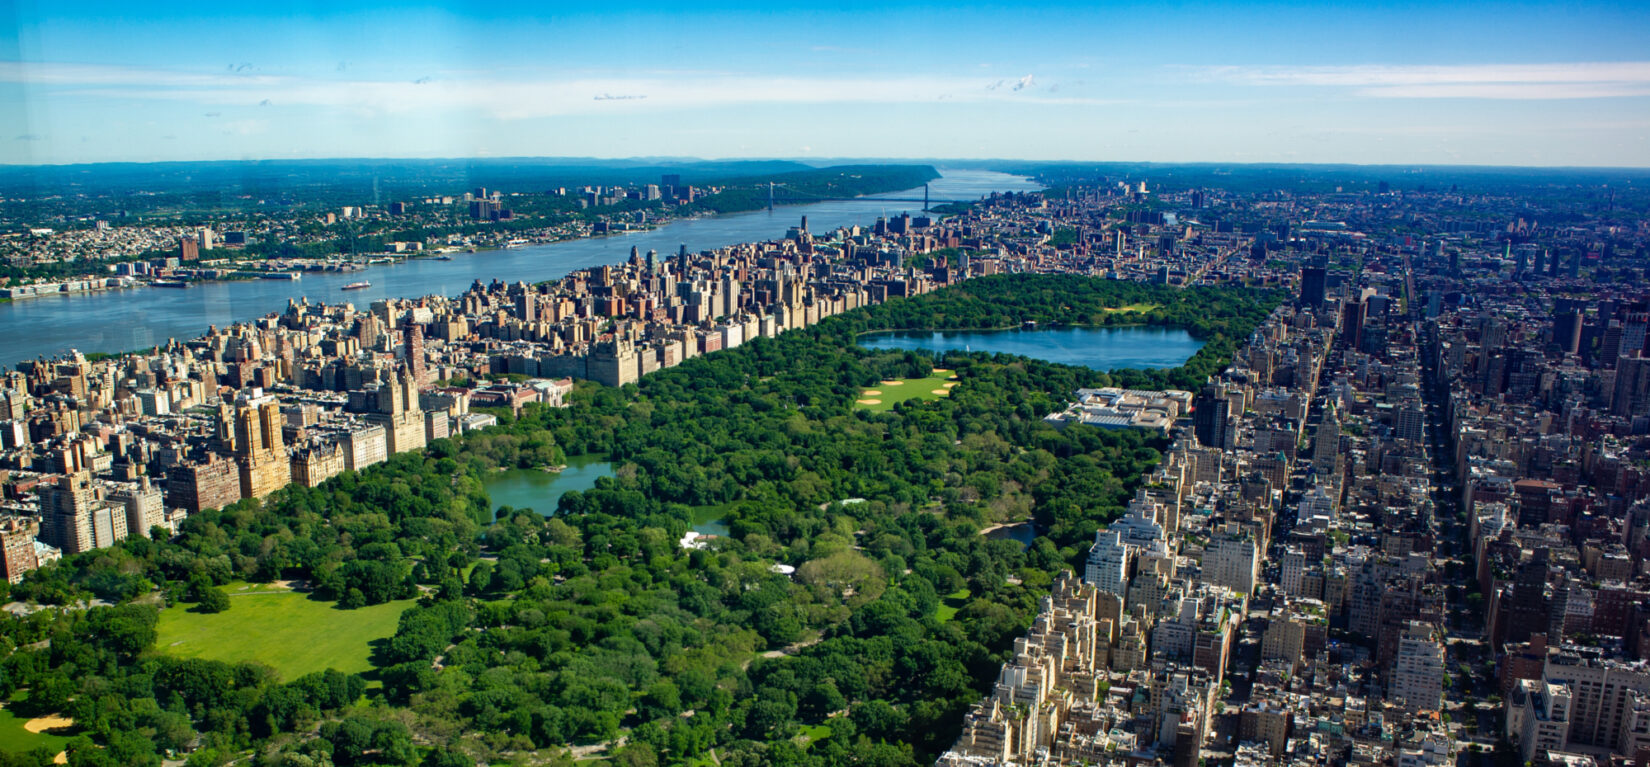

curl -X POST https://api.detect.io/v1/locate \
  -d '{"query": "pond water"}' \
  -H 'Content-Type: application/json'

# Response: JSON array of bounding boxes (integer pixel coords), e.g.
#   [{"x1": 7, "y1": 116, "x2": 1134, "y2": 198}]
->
[
  {"x1": 858, "y1": 326, "x2": 1203, "y2": 370},
  {"x1": 985, "y1": 521, "x2": 1037, "y2": 548},
  {"x1": 690, "y1": 506, "x2": 730, "y2": 537},
  {"x1": 482, "y1": 454, "x2": 614, "y2": 517}
]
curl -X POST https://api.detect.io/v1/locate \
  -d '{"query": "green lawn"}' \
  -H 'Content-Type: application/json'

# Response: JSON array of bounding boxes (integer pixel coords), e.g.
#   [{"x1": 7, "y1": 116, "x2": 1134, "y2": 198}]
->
[
  {"x1": 855, "y1": 370, "x2": 958, "y2": 413},
  {"x1": 1103, "y1": 302, "x2": 1159, "y2": 314},
  {"x1": 796, "y1": 722, "x2": 832, "y2": 749},
  {"x1": 936, "y1": 589, "x2": 972, "y2": 622},
  {"x1": 0, "y1": 702, "x2": 71, "y2": 756},
  {"x1": 156, "y1": 585, "x2": 415, "y2": 681}
]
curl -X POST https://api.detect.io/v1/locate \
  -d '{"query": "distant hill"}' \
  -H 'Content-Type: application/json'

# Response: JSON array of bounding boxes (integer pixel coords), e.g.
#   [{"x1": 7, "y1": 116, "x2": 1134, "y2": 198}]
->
[
  {"x1": 0, "y1": 157, "x2": 819, "y2": 198},
  {"x1": 999, "y1": 161, "x2": 1650, "y2": 195}
]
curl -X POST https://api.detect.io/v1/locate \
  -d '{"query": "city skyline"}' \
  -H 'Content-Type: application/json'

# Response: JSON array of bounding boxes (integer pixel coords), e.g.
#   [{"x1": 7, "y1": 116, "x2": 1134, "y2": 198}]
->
[{"x1": 4, "y1": 0, "x2": 1650, "y2": 167}]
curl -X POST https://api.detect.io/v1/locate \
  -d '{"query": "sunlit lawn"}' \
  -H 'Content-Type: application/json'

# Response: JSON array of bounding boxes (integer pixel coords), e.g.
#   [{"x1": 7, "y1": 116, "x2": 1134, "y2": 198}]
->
[
  {"x1": 155, "y1": 584, "x2": 415, "y2": 681},
  {"x1": 936, "y1": 589, "x2": 972, "y2": 622}
]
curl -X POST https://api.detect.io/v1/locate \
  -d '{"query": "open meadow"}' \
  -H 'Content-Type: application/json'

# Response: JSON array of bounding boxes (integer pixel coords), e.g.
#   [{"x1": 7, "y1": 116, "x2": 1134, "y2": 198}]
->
[{"x1": 156, "y1": 584, "x2": 415, "y2": 681}]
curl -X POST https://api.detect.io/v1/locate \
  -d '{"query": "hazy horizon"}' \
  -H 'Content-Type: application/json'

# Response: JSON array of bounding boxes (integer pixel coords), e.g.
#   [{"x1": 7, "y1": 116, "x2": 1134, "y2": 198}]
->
[{"x1": 4, "y1": 155, "x2": 1649, "y2": 172}]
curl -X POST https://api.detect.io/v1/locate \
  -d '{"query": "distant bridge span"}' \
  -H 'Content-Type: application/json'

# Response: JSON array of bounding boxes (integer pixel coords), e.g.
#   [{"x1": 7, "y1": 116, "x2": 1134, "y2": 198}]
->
[{"x1": 766, "y1": 181, "x2": 974, "y2": 211}]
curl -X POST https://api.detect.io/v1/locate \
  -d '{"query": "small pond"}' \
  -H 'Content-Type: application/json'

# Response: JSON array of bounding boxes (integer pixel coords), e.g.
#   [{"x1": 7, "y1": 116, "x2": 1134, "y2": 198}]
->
[{"x1": 482, "y1": 454, "x2": 614, "y2": 517}]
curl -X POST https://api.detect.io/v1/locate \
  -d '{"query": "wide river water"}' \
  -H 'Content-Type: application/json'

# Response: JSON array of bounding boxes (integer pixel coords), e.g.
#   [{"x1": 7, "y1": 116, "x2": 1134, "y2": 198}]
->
[{"x1": 0, "y1": 169, "x2": 1040, "y2": 367}]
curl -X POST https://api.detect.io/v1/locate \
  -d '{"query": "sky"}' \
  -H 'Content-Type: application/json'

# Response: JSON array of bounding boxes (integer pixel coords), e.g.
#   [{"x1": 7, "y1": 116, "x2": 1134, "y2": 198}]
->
[{"x1": 2, "y1": 0, "x2": 1648, "y2": 167}]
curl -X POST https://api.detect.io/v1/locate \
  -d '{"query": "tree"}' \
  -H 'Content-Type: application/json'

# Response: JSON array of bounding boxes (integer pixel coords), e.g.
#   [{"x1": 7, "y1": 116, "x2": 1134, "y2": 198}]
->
[
  {"x1": 638, "y1": 680, "x2": 681, "y2": 721},
  {"x1": 195, "y1": 587, "x2": 231, "y2": 614},
  {"x1": 611, "y1": 743, "x2": 658, "y2": 767}
]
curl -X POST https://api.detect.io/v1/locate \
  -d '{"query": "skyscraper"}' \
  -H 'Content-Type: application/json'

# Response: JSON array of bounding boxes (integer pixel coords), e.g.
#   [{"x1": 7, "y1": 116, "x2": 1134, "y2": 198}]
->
[
  {"x1": 1193, "y1": 383, "x2": 1231, "y2": 450},
  {"x1": 1340, "y1": 298, "x2": 1367, "y2": 350},
  {"x1": 367, "y1": 367, "x2": 426, "y2": 455},
  {"x1": 1299, "y1": 266, "x2": 1327, "y2": 307},
  {"x1": 233, "y1": 389, "x2": 291, "y2": 501},
  {"x1": 404, "y1": 323, "x2": 427, "y2": 387},
  {"x1": 1613, "y1": 355, "x2": 1650, "y2": 418}
]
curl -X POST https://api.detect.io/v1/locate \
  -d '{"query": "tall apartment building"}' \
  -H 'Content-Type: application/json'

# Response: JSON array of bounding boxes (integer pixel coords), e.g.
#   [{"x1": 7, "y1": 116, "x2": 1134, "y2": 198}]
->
[
  {"x1": 366, "y1": 367, "x2": 425, "y2": 456},
  {"x1": 1389, "y1": 621, "x2": 1446, "y2": 712},
  {"x1": 108, "y1": 476, "x2": 164, "y2": 538},
  {"x1": 587, "y1": 338, "x2": 639, "y2": 388},
  {"x1": 1506, "y1": 678, "x2": 1573, "y2": 762},
  {"x1": 1193, "y1": 382, "x2": 1232, "y2": 450},
  {"x1": 1541, "y1": 648, "x2": 1650, "y2": 754},
  {"x1": 166, "y1": 455, "x2": 242, "y2": 513},
  {"x1": 1262, "y1": 598, "x2": 1328, "y2": 672},
  {"x1": 39, "y1": 471, "x2": 127, "y2": 555},
  {"x1": 0, "y1": 518, "x2": 40, "y2": 583},
  {"x1": 231, "y1": 390, "x2": 292, "y2": 500},
  {"x1": 344, "y1": 424, "x2": 388, "y2": 472},
  {"x1": 1203, "y1": 524, "x2": 1260, "y2": 595},
  {"x1": 1085, "y1": 529, "x2": 1133, "y2": 597}
]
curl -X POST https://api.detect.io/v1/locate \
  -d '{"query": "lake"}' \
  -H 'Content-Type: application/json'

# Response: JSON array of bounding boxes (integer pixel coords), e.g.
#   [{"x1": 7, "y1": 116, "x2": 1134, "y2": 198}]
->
[
  {"x1": 858, "y1": 326, "x2": 1204, "y2": 370},
  {"x1": 482, "y1": 454, "x2": 614, "y2": 517}
]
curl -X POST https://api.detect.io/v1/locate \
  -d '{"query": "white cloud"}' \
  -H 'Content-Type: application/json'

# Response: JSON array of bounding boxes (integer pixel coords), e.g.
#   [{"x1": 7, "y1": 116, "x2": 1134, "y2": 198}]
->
[
  {"x1": 0, "y1": 61, "x2": 281, "y2": 88},
  {"x1": 1198, "y1": 61, "x2": 1650, "y2": 99},
  {"x1": 0, "y1": 60, "x2": 1103, "y2": 118},
  {"x1": 1359, "y1": 83, "x2": 1650, "y2": 99}
]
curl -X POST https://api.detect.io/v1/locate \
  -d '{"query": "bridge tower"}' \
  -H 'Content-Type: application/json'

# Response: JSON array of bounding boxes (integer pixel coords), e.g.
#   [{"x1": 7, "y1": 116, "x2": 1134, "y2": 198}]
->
[
  {"x1": 768, "y1": 182, "x2": 775, "y2": 212},
  {"x1": 923, "y1": 183, "x2": 929, "y2": 211}
]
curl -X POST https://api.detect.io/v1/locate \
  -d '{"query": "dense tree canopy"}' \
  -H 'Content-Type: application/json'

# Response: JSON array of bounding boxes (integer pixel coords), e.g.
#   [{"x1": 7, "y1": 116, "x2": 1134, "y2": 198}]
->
[{"x1": 0, "y1": 275, "x2": 1277, "y2": 764}]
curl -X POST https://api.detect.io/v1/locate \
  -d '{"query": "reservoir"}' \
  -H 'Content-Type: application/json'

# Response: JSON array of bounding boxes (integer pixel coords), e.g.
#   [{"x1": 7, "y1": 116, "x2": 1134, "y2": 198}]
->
[
  {"x1": 482, "y1": 455, "x2": 614, "y2": 518},
  {"x1": 0, "y1": 169, "x2": 1040, "y2": 367},
  {"x1": 858, "y1": 326, "x2": 1204, "y2": 371}
]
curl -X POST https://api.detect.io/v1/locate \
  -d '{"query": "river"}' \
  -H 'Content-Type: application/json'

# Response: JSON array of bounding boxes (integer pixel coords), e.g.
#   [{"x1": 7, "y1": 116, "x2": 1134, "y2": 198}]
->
[{"x1": 0, "y1": 169, "x2": 1041, "y2": 367}]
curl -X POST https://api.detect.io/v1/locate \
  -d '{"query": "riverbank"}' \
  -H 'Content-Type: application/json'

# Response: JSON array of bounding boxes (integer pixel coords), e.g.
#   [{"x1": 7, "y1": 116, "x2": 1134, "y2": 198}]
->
[{"x1": 0, "y1": 169, "x2": 1042, "y2": 367}]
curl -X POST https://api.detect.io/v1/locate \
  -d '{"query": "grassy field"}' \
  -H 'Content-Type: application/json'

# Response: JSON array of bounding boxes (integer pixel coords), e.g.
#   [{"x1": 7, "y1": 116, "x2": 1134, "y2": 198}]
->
[
  {"x1": 796, "y1": 722, "x2": 833, "y2": 749},
  {"x1": 854, "y1": 370, "x2": 958, "y2": 413},
  {"x1": 156, "y1": 584, "x2": 415, "y2": 681},
  {"x1": 1102, "y1": 302, "x2": 1159, "y2": 314},
  {"x1": 936, "y1": 589, "x2": 972, "y2": 622},
  {"x1": 0, "y1": 702, "x2": 71, "y2": 756}
]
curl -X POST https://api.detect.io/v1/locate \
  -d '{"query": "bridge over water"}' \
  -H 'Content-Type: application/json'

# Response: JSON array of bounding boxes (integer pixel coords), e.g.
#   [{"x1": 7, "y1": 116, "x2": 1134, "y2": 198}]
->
[{"x1": 766, "y1": 181, "x2": 974, "y2": 211}]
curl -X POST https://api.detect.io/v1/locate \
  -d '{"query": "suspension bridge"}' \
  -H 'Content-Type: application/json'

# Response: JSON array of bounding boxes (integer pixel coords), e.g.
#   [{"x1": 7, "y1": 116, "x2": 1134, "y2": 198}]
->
[{"x1": 765, "y1": 182, "x2": 973, "y2": 211}]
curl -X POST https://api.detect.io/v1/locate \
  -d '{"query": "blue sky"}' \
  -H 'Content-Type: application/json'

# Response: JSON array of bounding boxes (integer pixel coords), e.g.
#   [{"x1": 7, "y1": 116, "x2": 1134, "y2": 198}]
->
[{"x1": 3, "y1": 0, "x2": 1648, "y2": 166}]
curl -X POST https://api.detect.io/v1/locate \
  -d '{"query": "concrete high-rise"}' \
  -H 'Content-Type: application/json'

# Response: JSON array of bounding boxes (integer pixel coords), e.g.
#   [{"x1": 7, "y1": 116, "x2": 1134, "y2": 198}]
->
[
  {"x1": 108, "y1": 476, "x2": 165, "y2": 539},
  {"x1": 39, "y1": 471, "x2": 127, "y2": 555},
  {"x1": 1390, "y1": 621, "x2": 1445, "y2": 712}
]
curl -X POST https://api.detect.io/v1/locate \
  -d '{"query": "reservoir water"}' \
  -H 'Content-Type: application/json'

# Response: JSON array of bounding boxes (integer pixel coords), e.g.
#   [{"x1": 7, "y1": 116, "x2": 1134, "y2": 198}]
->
[
  {"x1": 858, "y1": 326, "x2": 1204, "y2": 371},
  {"x1": 482, "y1": 455, "x2": 614, "y2": 518},
  {"x1": 0, "y1": 169, "x2": 1040, "y2": 367}
]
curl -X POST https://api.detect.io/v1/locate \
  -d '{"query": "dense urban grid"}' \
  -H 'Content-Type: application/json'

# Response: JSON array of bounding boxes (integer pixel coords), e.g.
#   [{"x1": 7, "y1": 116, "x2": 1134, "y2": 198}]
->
[{"x1": 0, "y1": 164, "x2": 1647, "y2": 767}]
